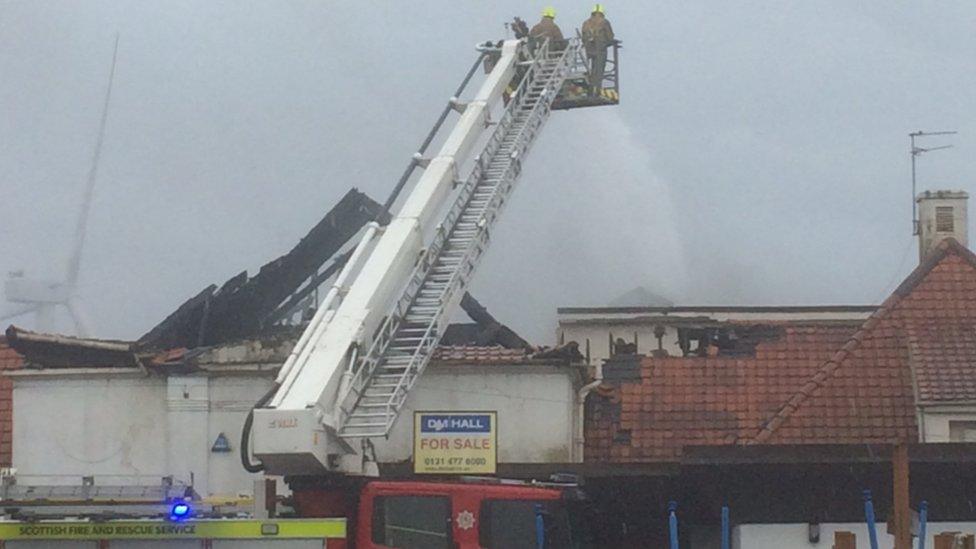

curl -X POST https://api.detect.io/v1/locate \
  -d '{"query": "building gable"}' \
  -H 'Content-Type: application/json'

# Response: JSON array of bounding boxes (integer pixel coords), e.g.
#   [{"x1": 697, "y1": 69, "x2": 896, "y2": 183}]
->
[{"x1": 752, "y1": 239, "x2": 976, "y2": 444}]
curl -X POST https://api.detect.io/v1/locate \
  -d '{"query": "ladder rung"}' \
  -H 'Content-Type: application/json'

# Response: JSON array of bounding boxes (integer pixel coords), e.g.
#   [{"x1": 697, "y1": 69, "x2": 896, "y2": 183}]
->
[
  {"x1": 361, "y1": 396, "x2": 395, "y2": 404},
  {"x1": 367, "y1": 379, "x2": 402, "y2": 387},
  {"x1": 343, "y1": 421, "x2": 388, "y2": 428},
  {"x1": 364, "y1": 386, "x2": 398, "y2": 393},
  {"x1": 341, "y1": 430, "x2": 387, "y2": 438},
  {"x1": 348, "y1": 412, "x2": 392, "y2": 419},
  {"x1": 419, "y1": 285, "x2": 448, "y2": 292},
  {"x1": 393, "y1": 338, "x2": 426, "y2": 345},
  {"x1": 387, "y1": 348, "x2": 419, "y2": 355},
  {"x1": 358, "y1": 403, "x2": 395, "y2": 410},
  {"x1": 364, "y1": 387, "x2": 400, "y2": 396}
]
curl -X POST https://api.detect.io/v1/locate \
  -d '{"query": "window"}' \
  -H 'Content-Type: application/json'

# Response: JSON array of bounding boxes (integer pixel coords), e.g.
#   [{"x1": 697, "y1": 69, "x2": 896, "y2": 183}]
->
[
  {"x1": 479, "y1": 499, "x2": 572, "y2": 549},
  {"x1": 372, "y1": 495, "x2": 451, "y2": 549},
  {"x1": 949, "y1": 421, "x2": 976, "y2": 442},
  {"x1": 936, "y1": 206, "x2": 955, "y2": 233}
]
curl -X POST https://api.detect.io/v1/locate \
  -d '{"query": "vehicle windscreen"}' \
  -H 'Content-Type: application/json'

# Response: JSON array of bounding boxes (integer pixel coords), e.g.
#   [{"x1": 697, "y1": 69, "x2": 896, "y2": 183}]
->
[
  {"x1": 479, "y1": 499, "x2": 573, "y2": 549},
  {"x1": 371, "y1": 495, "x2": 452, "y2": 549}
]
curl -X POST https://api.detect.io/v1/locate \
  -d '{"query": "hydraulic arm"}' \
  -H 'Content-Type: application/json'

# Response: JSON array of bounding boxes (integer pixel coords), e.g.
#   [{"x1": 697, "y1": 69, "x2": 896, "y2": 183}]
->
[{"x1": 249, "y1": 36, "x2": 603, "y2": 475}]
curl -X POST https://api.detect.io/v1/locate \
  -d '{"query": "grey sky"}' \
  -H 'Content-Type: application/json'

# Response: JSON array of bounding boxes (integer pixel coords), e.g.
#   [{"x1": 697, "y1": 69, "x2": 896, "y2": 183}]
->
[{"x1": 2, "y1": 1, "x2": 974, "y2": 343}]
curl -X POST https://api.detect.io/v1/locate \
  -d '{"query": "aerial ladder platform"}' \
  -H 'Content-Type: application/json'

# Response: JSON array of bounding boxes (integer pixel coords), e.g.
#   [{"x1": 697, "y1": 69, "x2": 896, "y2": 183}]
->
[{"x1": 248, "y1": 35, "x2": 619, "y2": 475}]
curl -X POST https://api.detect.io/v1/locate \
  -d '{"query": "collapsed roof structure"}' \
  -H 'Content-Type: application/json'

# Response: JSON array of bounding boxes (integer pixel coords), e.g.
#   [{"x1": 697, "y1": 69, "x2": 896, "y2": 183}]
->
[{"x1": 5, "y1": 187, "x2": 554, "y2": 373}]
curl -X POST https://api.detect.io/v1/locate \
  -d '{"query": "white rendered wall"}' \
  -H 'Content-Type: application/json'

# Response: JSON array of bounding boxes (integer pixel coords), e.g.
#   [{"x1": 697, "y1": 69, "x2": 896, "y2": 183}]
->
[
  {"x1": 11, "y1": 363, "x2": 577, "y2": 496},
  {"x1": 12, "y1": 374, "x2": 274, "y2": 497},
  {"x1": 375, "y1": 364, "x2": 577, "y2": 463},
  {"x1": 735, "y1": 522, "x2": 976, "y2": 549},
  {"x1": 12, "y1": 376, "x2": 168, "y2": 483},
  {"x1": 920, "y1": 406, "x2": 976, "y2": 442}
]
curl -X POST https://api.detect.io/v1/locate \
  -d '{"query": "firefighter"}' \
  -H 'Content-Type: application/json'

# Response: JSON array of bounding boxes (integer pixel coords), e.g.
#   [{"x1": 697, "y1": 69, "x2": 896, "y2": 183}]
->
[
  {"x1": 510, "y1": 16, "x2": 530, "y2": 39},
  {"x1": 529, "y1": 7, "x2": 566, "y2": 51},
  {"x1": 581, "y1": 4, "x2": 615, "y2": 96}
]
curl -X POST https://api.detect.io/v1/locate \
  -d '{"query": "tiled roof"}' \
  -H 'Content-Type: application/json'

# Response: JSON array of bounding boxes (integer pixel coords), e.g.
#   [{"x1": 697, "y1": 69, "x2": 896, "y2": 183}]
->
[
  {"x1": 0, "y1": 339, "x2": 23, "y2": 466},
  {"x1": 585, "y1": 322, "x2": 859, "y2": 462},
  {"x1": 587, "y1": 239, "x2": 976, "y2": 462},
  {"x1": 752, "y1": 238, "x2": 976, "y2": 444},
  {"x1": 431, "y1": 344, "x2": 582, "y2": 365},
  {"x1": 909, "y1": 323, "x2": 976, "y2": 403},
  {"x1": 431, "y1": 346, "x2": 535, "y2": 364}
]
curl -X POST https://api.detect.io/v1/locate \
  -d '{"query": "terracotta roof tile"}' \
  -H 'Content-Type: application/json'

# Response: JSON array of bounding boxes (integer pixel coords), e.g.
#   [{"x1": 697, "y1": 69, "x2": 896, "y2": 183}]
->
[
  {"x1": 584, "y1": 322, "x2": 858, "y2": 462},
  {"x1": 430, "y1": 346, "x2": 534, "y2": 364},
  {"x1": 586, "y1": 239, "x2": 976, "y2": 463},
  {"x1": 906, "y1": 317, "x2": 976, "y2": 402},
  {"x1": 752, "y1": 239, "x2": 976, "y2": 444}
]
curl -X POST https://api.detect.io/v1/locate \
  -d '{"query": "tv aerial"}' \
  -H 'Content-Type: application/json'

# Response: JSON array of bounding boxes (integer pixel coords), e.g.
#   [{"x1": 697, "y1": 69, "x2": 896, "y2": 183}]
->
[{"x1": 910, "y1": 130, "x2": 957, "y2": 235}]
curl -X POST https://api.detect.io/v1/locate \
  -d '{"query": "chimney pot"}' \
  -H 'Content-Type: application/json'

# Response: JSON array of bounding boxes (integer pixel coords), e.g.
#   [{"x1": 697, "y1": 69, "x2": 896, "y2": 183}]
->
[{"x1": 917, "y1": 190, "x2": 968, "y2": 260}]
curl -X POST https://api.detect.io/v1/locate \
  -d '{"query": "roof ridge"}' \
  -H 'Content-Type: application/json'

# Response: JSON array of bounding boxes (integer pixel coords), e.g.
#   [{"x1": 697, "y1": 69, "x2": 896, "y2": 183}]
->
[
  {"x1": 747, "y1": 238, "x2": 971, "y2": 444},
  {"x1": 904, "y1": 326, "x2": 924, "y2": 409},
  {"x1": 890, "y1": 238, "x2": 976, "y2": 299}
]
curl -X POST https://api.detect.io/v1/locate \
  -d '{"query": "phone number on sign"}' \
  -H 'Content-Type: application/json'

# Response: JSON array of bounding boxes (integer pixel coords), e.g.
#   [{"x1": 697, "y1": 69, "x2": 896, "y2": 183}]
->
[{"x1": 423, "y1": 457, "x2": 488, "y2": 466}]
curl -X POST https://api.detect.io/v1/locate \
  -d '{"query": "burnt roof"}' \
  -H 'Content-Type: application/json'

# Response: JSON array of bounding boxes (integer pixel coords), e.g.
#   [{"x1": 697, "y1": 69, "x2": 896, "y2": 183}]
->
[
  {"x1": 5, "y1": 326, "x2": 137, "y2": 368},
  {"x1": 137, "y1": 188, "x2": 386, "y2": 351}
]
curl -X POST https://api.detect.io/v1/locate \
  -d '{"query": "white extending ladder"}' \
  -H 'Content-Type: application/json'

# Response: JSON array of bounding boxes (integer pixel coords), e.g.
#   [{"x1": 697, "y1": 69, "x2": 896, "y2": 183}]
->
[{"x1": 337, "y1": 39, "x2": 581, "y2": 438}]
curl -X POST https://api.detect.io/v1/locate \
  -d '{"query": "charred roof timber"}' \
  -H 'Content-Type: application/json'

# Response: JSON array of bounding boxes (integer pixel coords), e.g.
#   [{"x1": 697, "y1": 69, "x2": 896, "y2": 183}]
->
[
  {"x1": 442, "y1": 293, "x2": 531, "y2": 350},
  {"x1": 676, "y1": 324, "x2": 786, "y2": 358},
  {"x1": 4, "y1": 188, "x2": 537, "y2": 371},
  {"x1": 4, "y1": 326, "x2": 136, "y2": 369},
  {"x1": 605, "y1": 321, "x2": 788, "y2": 359},
  {"x1": 137, "y1": 189, "x2": 387, "y2": 351},
  {"x1": 135, "y1": 189, "x2": 531, "y2": 353}
]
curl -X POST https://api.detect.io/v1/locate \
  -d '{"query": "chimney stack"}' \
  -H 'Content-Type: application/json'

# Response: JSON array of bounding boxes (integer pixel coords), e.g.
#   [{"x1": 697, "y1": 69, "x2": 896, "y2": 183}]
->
[{"x1": 917, "y1": 190, "x2": 968, "y2": 260}]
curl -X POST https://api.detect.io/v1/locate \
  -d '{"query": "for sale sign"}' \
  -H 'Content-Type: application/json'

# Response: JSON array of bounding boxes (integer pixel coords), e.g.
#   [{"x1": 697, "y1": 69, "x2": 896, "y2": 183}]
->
[{"x1": 414, "y1": 412, "x2": 497, "y2": 474}]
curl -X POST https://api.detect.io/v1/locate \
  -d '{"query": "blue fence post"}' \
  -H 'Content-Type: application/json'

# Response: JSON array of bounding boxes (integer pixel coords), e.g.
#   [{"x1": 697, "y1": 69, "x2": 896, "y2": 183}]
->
[
  {"x1": 721, "y1": 506, "x2": 730, "y2": 549},
  {"x1": 534, "y1": 503, "x2": 545, "y2": 549},
  {"x1": 917, "y1": 500, "x2": 928, "y2": 549},
  {"x1": 863, "y1": 489, "x2": 880, "y2": 549},
  {"x1": 668, "y1": 500, "x2": 679, "y2": 549}
]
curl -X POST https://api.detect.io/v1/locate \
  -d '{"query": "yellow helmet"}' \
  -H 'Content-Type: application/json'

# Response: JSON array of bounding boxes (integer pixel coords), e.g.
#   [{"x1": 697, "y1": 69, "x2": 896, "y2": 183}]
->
[
  {"x1": 542, "y1": 6, "x2": 556, "y2": 18},
  {"x1": 592, "y1": 4, "x2": 605, "y2": 14}
]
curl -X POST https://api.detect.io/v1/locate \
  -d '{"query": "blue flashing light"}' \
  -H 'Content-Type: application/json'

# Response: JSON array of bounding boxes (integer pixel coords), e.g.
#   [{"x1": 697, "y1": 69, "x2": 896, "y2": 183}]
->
[{"x1": 169, "y1": 501, "x2": 192, "y2": 521}]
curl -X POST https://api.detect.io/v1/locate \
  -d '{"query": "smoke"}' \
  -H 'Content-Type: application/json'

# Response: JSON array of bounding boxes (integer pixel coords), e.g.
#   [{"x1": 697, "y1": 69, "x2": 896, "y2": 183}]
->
[
  {"x1": 4, "y1": 1, "x2": 976, "y2": 344},
  {"x1": 469, "y1": 108, "x2": 689, "y2": 343}
]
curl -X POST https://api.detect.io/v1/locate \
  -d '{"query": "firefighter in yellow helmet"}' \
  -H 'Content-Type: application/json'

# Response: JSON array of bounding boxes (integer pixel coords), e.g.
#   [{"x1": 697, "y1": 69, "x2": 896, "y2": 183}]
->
[
  {"x1": 529, "y1": 7, "x2": 566, "y2": 51},
  {"x1": 581, "y1": 4, "x2": 615, "y2": 96}
]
